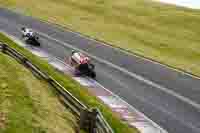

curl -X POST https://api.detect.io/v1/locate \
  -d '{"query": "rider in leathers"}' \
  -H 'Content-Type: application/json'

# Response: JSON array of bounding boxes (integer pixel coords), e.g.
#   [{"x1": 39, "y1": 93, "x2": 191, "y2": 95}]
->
[{"x1": 21, "y1": 27, "x2": 34, "y2": 38}]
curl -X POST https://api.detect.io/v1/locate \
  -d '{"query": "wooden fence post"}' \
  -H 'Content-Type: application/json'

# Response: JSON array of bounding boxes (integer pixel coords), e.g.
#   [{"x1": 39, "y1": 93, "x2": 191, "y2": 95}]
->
[
  {"x1": 89, "y1": 108, "x2": 98, "y2": 133},
  {"x1": 79, "y1": 108, "x2": 98, "y2": 133},
  {"x1": 80, "y1": 108, "x2": 89, "y2": 131}
]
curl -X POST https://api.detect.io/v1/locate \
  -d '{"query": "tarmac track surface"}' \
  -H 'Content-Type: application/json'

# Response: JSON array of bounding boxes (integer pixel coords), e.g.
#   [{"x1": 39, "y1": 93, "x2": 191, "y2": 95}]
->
[{"x1": 0, "y1": 8, "x2": 200, "y2": 133}]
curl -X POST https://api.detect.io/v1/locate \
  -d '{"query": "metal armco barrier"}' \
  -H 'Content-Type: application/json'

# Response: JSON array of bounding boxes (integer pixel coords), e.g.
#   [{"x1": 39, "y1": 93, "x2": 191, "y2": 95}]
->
[{"x1": 0, "y1": 43, "x2": 114, "y2": 133}]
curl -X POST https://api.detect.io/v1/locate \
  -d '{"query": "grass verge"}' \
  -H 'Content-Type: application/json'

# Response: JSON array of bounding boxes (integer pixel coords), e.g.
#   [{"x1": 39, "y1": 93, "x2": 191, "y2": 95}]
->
[
  {"x1": 0, "y1": 47, "x2": 76, "y2": 133},
  {"x1": 0, "y1": 33, "x2": 139, "y2": 133},
  {"x1": 0, "y1": 0, "x2": 200, "y2": 77}
]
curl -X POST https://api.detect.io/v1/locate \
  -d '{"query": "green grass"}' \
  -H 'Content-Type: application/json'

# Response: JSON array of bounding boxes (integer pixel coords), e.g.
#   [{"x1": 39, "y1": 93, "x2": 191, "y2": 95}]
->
[
  {"x1": 0, "y1": 0, "x2": 200, "y2": 77},
  {"x1": 0, "y1": 50, "x2": 76, "y2": 133},
  {"x1": 0, "y1": 33, "x2": 139, "y2": 133}
]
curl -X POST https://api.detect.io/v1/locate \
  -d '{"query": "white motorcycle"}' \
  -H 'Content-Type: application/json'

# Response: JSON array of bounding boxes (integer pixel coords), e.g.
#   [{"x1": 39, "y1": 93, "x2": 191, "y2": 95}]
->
[{"x1": 21, "y1": 27, "x2": 40, "y2": 46}]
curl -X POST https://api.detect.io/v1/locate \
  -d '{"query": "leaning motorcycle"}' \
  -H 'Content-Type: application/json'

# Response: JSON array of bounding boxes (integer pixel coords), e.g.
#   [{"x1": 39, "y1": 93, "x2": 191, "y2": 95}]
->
[
  {"x1": 21, "y1": 30, "x2": 40, "y2": 46},
  {"x1": 74, "y1": 63, "x2": 96, "y2": 79},
  {"x1": 24, "y1": 35, "x2": 40, "y2": 46}
]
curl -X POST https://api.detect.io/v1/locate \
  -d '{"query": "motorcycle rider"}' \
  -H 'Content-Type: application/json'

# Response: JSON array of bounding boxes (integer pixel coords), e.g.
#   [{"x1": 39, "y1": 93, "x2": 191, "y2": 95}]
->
[
  {"x1": 21, "y1": 27, "x2": 34, "y2": 38},
  {"x1": 69, "y1": 50, "x2": 96, "y2": 78},
  {"x1": 70, "y1": 50, "x2": 90, "y2": 66}
]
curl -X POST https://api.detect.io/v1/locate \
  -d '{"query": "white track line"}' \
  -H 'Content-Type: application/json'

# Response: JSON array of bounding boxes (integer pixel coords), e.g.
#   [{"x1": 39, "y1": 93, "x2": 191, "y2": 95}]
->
[
  {"x1": 46, "y1": 20, "x2": 200, "y2": 81},
  {"x1": 35, "y1": 30, "x2": 200, "y2": 111}
]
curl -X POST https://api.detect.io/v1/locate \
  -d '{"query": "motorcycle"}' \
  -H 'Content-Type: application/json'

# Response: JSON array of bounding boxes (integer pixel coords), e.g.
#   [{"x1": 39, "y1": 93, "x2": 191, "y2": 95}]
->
[
  {"x1": 75, "y1": 63, "x2": 96, "y2": 79},
  {"x1": 69, "y1": 55, "x2": 96, "y2": 79},
  {"x1": 21, "y1": 29, "x2": 40, "y2": 46},
  {"x1": 24, "y1": 35, "x2": 40, "y2": 46}
]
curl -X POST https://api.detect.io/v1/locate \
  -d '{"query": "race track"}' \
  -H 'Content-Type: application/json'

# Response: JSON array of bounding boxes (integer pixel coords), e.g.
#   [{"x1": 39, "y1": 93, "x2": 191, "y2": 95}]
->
[{"x1": 0, "y1": 8, "x2": 200, "y2": 133}]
